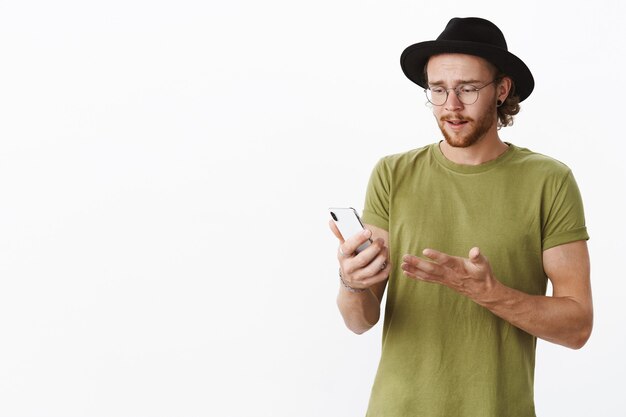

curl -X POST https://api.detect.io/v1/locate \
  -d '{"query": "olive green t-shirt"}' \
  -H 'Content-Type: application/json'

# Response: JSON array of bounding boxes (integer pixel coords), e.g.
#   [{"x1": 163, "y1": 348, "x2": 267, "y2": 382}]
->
[{"x1": 361, "y1": 143, "x2": 588, "y2": 417}]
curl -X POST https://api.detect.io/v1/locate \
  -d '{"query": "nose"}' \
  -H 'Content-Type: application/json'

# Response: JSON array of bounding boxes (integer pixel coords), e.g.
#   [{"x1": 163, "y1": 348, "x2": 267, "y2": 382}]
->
[{"x1": 444, "y1": 89, "x2": 464, "y2": 111}]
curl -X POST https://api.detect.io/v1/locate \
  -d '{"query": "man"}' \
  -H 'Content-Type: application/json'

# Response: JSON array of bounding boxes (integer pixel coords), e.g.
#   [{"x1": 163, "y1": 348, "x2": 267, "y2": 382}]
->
[{"x1": 329, "y1": 17, "x2": 592, "y2": 417}]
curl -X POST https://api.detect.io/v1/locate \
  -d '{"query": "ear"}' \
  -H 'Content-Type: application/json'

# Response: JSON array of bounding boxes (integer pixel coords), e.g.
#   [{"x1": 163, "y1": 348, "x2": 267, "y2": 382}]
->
[{"x1": 497, "y1": 76, "x2": 513, "y2": 102}]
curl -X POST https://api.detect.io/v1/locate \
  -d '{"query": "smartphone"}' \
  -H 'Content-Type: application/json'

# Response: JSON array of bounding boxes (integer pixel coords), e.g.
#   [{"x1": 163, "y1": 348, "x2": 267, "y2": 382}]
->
[{"x1": 329, "y1": 207, "x2": 372, "y2": 254}]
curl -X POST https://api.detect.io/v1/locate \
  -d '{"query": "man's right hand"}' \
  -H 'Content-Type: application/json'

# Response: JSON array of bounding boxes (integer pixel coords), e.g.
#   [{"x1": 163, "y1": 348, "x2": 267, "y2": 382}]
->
[{"x1": 329, "y1": 220, "x2": 391, "y2": 291}]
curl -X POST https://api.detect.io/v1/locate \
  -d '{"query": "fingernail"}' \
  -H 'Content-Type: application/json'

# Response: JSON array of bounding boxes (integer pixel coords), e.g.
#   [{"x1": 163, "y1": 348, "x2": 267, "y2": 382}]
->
[{"x1": 362, "y1": 229, "x2": 371, "y2": 237}]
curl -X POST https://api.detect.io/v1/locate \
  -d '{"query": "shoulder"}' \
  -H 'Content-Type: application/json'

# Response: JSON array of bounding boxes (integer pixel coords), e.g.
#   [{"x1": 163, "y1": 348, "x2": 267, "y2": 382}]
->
[
  {"x1": 508, "y1": 144, "x2": 573, "y2": 177},
  {"x1": 374, "y1": 144, "x2": 433, "y2": 172},
  {"x1": 507, "y1": 145, "x2": 584, "y2": 204}
]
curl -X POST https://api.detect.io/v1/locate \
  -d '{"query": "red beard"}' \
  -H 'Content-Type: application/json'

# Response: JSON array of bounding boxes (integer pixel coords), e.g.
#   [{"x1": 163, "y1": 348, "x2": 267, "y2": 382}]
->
[{"x1": 437, "y1": 103, "x2": 496, "y2": 148}]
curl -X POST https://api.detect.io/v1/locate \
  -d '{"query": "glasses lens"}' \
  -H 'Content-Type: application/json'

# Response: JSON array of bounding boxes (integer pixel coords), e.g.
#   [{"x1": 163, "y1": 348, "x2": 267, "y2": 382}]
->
[
  {"x1": 458, "y1": 86, "x2": 479, "y2": 105},
  {"x1": 426, "y1": 88, "x2": 446, "y2": 106}
]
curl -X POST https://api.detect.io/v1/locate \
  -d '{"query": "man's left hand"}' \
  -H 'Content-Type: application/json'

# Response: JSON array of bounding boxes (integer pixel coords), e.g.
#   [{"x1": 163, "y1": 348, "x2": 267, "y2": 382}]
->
[{"x1": 401, "y1": 247, "x2": 498, "y2": 302}]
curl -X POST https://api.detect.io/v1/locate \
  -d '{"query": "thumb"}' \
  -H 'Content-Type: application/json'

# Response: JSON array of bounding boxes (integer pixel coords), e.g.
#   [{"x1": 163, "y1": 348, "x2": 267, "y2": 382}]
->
[{"x1": 468, "y1": 247, "x2": 487, "y2": 265}]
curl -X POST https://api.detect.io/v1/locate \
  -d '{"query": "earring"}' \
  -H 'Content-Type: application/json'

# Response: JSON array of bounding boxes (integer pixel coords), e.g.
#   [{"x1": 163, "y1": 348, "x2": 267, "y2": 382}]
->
[{"x1": 496, "y1": 99, "x2": 503, "y2": 107}]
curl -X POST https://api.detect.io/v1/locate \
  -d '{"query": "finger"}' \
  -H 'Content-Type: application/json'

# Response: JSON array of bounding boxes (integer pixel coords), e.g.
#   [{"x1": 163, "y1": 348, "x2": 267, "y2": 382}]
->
[
  {"x1": 469, "y1": 246, "x2": 483, "y2": 263},
  {"x1": 422, "y1": 248, "x2": 458, "y2": 268},
  {"x1": 401, "y1": 255, "x2": 439, "y2": 275},
  {"x1": 356, "y1": 246, "x2": 389, "y2": 278},
  {"x1": 357, "y1": 260, "x2": 392, "y2": 288},
  {"x1": 401, "y1": 262, "x2": 439, "y2": 282},
  {"x1": 328, "y1": 219, "x2": 344, "y2": 243},
  {"x1": 401, "y1": 254, "x2": 420, "y2": 267},
  {"x1": 355, "y1": 238, "x2": 388, "y2": 268},
  {"x1": 341, "y1": 228, "x2": 372, "y2": 257},
  {"x1": 342, "y1": 239, "x2": 385, "y2": 277},
  {"x1": 401, "y1": 254, "x2": 440, "y2": 274},
  {"x1": 468, "y1": 247, "x2": 490, "y2": 270}
]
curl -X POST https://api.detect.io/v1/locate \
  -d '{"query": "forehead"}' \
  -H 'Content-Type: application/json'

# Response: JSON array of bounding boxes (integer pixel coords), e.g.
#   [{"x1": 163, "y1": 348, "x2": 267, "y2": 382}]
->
[{"x1": 426, "y1": 54, "x2": 495, "y2": 83}]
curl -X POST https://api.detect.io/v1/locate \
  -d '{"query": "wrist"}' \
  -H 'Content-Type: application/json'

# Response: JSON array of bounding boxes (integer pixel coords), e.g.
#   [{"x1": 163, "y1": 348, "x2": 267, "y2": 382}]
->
[
  {"x1": 475, "y1": 277, "x2": 509, "y2": 309},
  {"x1": 339, "y1": 268, "x2": 367, "y2": 293}
]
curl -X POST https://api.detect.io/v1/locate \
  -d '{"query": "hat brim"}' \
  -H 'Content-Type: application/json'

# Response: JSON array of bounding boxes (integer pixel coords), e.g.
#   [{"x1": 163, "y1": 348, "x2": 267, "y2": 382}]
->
[{"x1": 401, "y1": 40, "x2": 534, "y2": 102}]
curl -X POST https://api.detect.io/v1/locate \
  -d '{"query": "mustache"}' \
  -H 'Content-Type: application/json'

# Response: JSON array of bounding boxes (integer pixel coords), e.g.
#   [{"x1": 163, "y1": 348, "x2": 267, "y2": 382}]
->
[{"x1": 440, "y1": 115, "x2": 475, "y2": 122}]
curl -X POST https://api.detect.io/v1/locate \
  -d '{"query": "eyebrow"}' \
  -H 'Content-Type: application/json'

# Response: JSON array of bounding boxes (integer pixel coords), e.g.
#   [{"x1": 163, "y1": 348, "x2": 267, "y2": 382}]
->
[{"x1": 427, "y1": 79, "x2": 483, "y2": 86}]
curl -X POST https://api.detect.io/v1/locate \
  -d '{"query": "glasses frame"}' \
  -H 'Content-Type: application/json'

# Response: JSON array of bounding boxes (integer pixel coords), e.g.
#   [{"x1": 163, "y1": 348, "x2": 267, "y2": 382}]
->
[{"x1": 424, "y1": 78, "x2": 500, "y2": 106}]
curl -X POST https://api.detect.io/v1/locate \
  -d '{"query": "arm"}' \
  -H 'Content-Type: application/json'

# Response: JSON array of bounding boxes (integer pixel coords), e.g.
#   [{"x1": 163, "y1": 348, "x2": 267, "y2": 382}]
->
[
  {"x1": 330, "y1": 221, "x2": 390, "y2": 334},
  {"x1": 401, "y1": 240, "x2": 593, "y2": 349},
  {"x1": 485, "y1": 240, "x2": 593, "y2": 349}
]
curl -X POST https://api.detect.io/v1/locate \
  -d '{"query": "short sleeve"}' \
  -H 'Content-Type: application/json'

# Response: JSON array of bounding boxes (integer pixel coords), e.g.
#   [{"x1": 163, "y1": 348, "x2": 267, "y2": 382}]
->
[
  {"x1": 362, "y1": 158, "x2": 391, "y2": 231},
  {"x1": 542, "y1": 169, "x2": 589, "y2": 250}
]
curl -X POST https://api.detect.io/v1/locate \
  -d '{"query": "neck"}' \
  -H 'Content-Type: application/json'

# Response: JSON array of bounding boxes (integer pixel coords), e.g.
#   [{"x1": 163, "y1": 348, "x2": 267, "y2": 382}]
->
[{"x1": 439, "y1": 133, "x2": 509, "y2": 165}]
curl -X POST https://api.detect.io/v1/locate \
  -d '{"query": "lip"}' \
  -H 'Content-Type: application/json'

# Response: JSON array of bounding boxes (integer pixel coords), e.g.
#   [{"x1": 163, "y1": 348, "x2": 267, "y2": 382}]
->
[{"x1": 444, "y1": 120, "x2": 469, "y2": 131}]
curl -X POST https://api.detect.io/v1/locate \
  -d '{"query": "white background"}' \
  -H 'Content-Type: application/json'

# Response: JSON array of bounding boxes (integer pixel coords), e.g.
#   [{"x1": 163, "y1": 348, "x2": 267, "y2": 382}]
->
[{"x1": 0, "y1": 0, "x2": 624, "y2": 416}]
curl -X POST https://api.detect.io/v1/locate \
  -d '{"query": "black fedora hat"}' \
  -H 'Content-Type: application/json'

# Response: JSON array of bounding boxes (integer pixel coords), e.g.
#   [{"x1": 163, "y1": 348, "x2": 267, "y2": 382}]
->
[{"x1": 400, "y1": 17, "x2": 534, "y2": 102}]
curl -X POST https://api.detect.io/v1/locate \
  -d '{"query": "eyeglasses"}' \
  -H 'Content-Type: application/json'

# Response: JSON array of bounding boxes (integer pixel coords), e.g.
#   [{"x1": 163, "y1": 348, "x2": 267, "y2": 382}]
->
[{"x1": 424, "y1": 79, "x2": 499, "y2": 106}]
